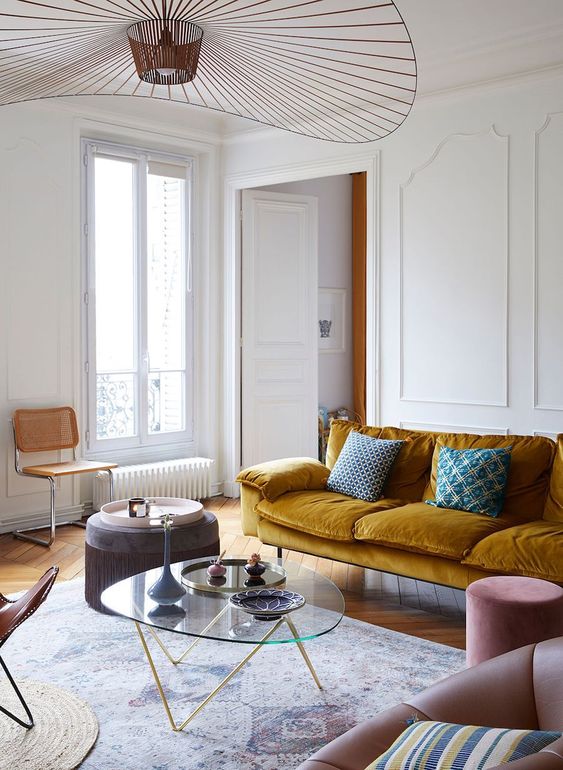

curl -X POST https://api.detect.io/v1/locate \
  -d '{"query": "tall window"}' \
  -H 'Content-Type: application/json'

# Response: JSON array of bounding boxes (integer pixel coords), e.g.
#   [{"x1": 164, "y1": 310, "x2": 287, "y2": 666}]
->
[{"x1": 83, "y1": 141, "x2": 194, "y2": 453}]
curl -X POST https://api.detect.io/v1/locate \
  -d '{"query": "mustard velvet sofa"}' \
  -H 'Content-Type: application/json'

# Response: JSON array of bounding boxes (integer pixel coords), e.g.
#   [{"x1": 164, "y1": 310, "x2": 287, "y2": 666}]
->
[{"x1": 236, "y1": 423, "x2": 563, "y2": 589}]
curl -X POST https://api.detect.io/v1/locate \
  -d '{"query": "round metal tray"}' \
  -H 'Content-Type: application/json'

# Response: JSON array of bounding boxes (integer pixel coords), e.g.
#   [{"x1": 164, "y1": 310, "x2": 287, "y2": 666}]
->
[
  {"x1": 181, "y1": 558, "x2": 286, "y2": 594},
  {"x1": 100, "y1": 498, "x2": 203, "y2": 529}
]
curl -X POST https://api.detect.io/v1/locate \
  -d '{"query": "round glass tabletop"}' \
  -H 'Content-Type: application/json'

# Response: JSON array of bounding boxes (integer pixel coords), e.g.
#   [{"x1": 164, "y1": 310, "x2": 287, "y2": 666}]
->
[{"x1": 101, "y1": 556, "x2": 344, "y2": 645}]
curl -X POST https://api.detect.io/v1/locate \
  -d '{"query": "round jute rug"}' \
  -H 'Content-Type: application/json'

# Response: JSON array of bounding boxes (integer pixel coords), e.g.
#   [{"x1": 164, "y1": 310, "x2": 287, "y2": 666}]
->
[{"x1": 0, "y1": 679, "x2": 98, "y2": 770}]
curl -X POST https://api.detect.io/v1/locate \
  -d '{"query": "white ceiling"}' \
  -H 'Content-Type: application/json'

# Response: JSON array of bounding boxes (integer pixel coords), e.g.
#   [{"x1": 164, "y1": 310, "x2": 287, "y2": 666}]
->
[
  {"x1": 400, "y1": 0, "x2": 563, "y2": 94},
  {"x1": 221, "y1": 0, "x2": 563, "y2": 137},
  {"x1": 42, "y1": 1, "x2": 563, "y2": 140}
]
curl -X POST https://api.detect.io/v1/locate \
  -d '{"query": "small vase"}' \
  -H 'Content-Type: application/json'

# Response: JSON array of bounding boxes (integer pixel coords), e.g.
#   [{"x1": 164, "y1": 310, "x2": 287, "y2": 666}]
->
[
  {"x1": 148, "y1": 527, "x2": 186, "y2": 605},
  {"x1": 244, "y1": 561, "x2": 266, "y2": 577}
]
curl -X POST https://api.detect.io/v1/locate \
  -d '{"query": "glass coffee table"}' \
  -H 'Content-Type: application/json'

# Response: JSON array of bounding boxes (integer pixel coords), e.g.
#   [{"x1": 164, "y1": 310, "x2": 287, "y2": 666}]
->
[{"x1": 101, "y1": 556, "x2": 344, "y2": 732}]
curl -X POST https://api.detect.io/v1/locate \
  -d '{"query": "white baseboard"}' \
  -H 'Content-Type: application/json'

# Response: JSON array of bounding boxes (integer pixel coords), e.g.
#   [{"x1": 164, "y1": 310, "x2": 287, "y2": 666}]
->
[
  {"x1": 210, "y1": 481, "x2": 224, "y2": 497},
  {"x1": 222, "y1": 481, "x2": 240, "y2": 498},
  {"x1": 0, "y1": 504, "x2": 85, "y2": 535}
]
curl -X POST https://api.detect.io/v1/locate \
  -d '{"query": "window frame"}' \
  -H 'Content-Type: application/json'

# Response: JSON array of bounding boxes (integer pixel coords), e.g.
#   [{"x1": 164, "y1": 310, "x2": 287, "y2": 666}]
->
[{"x1": 82, "y1": 138, "x2": 195, "y2": 456}]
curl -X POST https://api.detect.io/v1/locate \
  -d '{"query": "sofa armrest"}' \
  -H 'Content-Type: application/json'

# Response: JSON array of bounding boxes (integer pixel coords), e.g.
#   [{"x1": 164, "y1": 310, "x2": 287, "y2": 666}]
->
[{"x1": 236, "y1": 457, "x2": 329, "y2": 503}]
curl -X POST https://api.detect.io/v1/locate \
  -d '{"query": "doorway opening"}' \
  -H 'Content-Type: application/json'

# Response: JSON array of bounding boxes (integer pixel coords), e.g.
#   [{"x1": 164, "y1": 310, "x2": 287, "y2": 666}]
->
[{"x1": 241, "y1": 173, "x2": 367, "y2": 468}]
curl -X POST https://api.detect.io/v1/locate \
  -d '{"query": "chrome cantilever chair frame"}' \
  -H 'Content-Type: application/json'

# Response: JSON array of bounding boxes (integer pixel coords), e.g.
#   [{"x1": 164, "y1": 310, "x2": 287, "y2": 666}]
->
[{"x1": 12, "y1": 409, "x2": 116, "y2": 548}]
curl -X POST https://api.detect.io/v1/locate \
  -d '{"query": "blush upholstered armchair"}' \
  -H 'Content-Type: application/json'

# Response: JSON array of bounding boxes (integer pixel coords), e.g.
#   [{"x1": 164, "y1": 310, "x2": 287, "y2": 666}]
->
[{"x1": 298, "y1": 637, "x2": 563, "y2": 770}]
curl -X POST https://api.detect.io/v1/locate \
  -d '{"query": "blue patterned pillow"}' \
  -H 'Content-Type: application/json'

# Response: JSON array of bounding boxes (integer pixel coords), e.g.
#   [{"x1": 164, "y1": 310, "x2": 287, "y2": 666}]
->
[
  {"x1": 365, "y1": 721, "x2": 561, "y2": 770},
  {"x1": 326, "y1": 431, "x2": 404, "y2": 502},
  {"x1": 426, "y1": 446, "x2": 512, "y2": 518}
]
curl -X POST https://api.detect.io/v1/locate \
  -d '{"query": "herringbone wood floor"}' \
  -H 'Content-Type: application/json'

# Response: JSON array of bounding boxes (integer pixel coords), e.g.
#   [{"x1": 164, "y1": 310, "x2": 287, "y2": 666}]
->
[{"x1": 0, "y1": 496, "x2": 466, "y2": 649}]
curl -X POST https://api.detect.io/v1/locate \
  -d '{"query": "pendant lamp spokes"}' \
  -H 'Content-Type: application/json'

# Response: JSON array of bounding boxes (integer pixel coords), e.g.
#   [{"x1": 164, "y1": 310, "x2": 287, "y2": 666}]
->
[{"x1": 0, "y1": 0, "x2": 417, "y2": 143}]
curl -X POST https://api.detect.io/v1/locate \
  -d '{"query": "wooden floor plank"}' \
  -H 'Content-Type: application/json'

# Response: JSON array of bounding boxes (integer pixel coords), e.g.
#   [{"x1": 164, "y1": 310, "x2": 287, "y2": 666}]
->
[
  {"x1": 0, "y1": 497, "x2": 466, "y2": 649},
  {"x1": 417, "y1": 580, "x2": 441, "y2": 615}
]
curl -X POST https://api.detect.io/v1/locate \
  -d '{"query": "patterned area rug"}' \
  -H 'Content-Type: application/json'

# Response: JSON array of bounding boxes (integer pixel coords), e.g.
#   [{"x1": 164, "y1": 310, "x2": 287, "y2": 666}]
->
[{"x1": 4, "y1": 579, "x2": 465, "y2": 770}]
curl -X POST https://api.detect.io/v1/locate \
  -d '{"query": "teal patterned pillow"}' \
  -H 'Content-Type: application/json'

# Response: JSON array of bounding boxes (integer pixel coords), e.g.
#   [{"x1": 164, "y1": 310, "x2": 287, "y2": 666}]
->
[
  {"x1": 426, "y1": 446, "x2": 512, "y2": 518},
  {"x1": 365, "y1": 721, "x2": 561, "y2": 770},
  {"x1": 326, "y1": 431, "x2": 404, "y2": 502}
]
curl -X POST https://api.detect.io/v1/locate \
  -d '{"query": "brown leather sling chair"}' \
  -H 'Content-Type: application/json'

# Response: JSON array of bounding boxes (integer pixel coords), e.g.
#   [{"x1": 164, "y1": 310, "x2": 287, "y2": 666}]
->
[{"x1": 0, "y1": 566, "x2": 59, "y2": 729}]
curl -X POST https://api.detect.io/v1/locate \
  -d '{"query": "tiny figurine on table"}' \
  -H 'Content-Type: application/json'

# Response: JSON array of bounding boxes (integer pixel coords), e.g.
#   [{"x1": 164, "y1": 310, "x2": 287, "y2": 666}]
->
[
  {"x1": 244, "y1": 553, "x2": 266, "y2": 577},
  {"x1": 207, "y1": 550, "x2": 227, "y2": 577}
]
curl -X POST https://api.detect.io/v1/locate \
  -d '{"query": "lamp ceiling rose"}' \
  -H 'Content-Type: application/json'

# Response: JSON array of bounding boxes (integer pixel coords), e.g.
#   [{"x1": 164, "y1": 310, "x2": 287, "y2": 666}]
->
[{"x1": 127, "y1": 20, "x2": 203, "y2": 86}]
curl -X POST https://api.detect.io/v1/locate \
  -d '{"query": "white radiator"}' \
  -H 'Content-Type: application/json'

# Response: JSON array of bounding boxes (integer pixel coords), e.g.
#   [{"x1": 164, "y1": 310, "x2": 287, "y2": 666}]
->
[{"x1": 93, "y1": 457, "x2": 214, "y2": 510}]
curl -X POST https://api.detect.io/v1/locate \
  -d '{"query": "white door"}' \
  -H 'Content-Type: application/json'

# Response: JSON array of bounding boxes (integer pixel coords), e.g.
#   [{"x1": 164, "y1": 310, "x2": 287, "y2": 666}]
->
[{"x1": 242, "y1": 189, "x2": 318, "y2": 467}]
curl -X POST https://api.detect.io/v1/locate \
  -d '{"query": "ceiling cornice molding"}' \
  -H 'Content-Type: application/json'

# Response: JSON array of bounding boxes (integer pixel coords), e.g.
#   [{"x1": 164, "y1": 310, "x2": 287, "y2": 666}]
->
[
  {"x1": 416, "y1": 60, "x2": 563, "y2": 106},
  {"x1": 4, "y1": 96, "x2": 224, "y2": 149},
  {"x1": 422, "y1": 17, "x2": 563, "y2": 69}
]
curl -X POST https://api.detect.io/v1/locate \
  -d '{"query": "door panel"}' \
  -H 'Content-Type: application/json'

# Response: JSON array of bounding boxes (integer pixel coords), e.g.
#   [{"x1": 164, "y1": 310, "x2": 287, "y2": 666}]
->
[{"x1": 242, "y1": 189, "x2": 318, "y2": 467}]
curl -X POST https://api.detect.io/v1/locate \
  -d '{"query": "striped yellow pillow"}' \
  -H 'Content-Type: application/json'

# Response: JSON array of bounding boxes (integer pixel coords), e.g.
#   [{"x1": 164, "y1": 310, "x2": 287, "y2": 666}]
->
[{"x1": 366, "y1": 721, "x2": 561, "y2": 770}]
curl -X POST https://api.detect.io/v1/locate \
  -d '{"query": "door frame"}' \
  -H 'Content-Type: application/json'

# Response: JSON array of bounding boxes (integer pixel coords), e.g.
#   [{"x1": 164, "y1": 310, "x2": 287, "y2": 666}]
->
[{"x1": 222, "y1": 153, "x2": 380, "y2": 497}]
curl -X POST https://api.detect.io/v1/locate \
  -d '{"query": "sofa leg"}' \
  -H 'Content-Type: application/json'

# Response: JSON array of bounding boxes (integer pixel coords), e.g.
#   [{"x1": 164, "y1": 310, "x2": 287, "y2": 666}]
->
[{"x1": 277, "y1": 547, "x2": 283, "y2": 560}]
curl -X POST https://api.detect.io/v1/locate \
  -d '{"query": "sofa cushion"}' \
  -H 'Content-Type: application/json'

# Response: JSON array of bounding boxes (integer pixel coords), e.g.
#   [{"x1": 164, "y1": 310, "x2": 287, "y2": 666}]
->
[
  {"x1": 427, "y1": 446, "x2": 512, "y2": 518},
  {"x1": 354, "y1": 502, "x2": 510, "y2": 560},
  {"x1": 325, "y1": 420, "x2": 380, "y2": 470},
  {"x1": 256, "y1": 491, "x2": 404, "y2": 542},
  {"x1": 326, "y1": 423, "x2": 435, "y2": 500},
  {"x1": 366, "y1": 720, "x2": 562, "y2": 770},
  {"x1": 379, "y1": 427, "x2": 435, "y2": 501},
  {"x1": 423, "y1": 433, "x2": 555, "y2": 519},
  {"x1": 544, "y1": 434, "x2": 563, "y2": 523},
  {"x1": 463, "y1": 521, "x2": 563, "y2": 582},
  {"x1": 326, "y1": 432, "x2": 404, "y2": 502}
]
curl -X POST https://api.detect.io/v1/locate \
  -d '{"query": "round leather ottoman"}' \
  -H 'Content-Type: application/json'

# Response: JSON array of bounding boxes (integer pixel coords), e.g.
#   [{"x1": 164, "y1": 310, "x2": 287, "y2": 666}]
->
[
  {"x1": 466, "y1": 576, "x2": 563, "y2": 666},
  {"x1": 85, "y1": 511, "x2": 220, "y2": 613}
]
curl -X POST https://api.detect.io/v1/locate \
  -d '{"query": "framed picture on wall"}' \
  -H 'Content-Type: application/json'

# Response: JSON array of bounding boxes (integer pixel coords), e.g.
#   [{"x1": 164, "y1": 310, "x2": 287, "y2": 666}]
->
[{"x1": 318, "y1": 288, "x2": 346, "y2": 353}]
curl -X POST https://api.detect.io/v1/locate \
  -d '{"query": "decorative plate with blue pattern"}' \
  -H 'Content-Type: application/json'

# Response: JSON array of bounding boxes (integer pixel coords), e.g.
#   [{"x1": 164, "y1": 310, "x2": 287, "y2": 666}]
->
[{"x1": 229, "y1": 588, "x2": 305, "y2": 619}]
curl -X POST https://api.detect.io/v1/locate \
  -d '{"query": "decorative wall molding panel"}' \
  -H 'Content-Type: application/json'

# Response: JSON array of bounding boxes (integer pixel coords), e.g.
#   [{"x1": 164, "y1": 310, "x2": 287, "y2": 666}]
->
[
  {"x1": 534, "y1": 112, "x2": 563, "y2": 411},
  {"x1": 400, "y1": 422, "x2": 509, "y2": 435},
  {"x1": 399, "y1": 127, "x2": 509, "y2": 408},
  {"x1": 533, "y1": 430, "x2": 558, "y2": 440},
  {"x1": 3, "y1": 139, "x2": 63, "y2": 402}
]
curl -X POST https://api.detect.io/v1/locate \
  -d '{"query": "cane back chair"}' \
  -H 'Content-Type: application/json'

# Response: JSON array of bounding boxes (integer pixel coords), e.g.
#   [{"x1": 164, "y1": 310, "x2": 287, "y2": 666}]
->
[
  {"x1": 0, "y1": 566, "x2": 59, "y2": 729},
  {"x1": 12, "y1": 407, "x2": 117, "y2": 547}
]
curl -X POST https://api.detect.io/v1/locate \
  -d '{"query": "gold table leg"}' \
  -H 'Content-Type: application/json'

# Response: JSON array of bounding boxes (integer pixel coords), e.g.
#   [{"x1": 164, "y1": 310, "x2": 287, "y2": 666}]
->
[
  {"x1": 285, "y1": 615, "x2": 323, "y2": 690},
  {"x1": 146, "y1": 604, "x2": 231, "y2": 665},
  {"x1": 135, "y1": 612, "x2": 323, "y2": 732}
]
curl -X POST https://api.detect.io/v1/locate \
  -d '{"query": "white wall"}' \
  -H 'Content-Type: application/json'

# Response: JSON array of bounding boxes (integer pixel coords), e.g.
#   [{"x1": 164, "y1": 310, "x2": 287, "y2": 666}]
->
[
  {"x1": 257, "y1": 176, "x2": 353, "y2": 413},
  {"x1": 0, "y1": 98, "x2": 222, "y2": 532},
  {"x1": 4, "y1": 62, "x2": 563, "y2": 528},
  {"x1": 223, "y1": 68, "x2": 563, "y2": 446}
]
